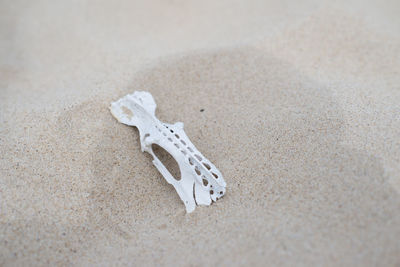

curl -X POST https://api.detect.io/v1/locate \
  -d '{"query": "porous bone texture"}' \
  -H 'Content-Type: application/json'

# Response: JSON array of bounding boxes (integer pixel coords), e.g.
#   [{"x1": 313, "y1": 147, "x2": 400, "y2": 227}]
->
[{"x1": 110, "y1": 91, "x2": 226, "y2": 212}]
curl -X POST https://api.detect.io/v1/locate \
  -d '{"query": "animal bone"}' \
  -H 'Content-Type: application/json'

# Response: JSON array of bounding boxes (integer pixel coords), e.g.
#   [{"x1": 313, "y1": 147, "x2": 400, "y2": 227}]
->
[{"x1": 110, "y1": 91, "x2": 226, "y2": 213}]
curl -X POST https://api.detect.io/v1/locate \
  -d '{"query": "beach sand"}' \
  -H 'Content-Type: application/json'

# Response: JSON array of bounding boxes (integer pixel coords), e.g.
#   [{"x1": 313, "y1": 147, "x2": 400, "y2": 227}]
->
[{"x1": 1, "y1": 0, "x2": 400, "y2": 265}]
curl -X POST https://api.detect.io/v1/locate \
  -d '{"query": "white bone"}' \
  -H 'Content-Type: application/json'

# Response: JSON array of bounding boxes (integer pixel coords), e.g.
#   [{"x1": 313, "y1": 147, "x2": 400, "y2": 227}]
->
[{"x1": 110, "y1": 91, "x2": 226, "y2": 213}]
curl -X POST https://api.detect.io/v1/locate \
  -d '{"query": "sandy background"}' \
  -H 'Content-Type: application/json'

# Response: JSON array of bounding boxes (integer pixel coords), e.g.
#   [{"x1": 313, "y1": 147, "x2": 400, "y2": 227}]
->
[{"x1": 1, "y1": 0, "x2": 400, "y2": 266}]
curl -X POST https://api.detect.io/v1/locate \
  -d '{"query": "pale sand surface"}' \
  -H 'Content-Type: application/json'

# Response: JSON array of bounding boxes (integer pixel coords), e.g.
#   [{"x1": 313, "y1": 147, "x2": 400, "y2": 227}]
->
[{"x1": 1, "y1": 0, "x2": 400, "y2": 266}]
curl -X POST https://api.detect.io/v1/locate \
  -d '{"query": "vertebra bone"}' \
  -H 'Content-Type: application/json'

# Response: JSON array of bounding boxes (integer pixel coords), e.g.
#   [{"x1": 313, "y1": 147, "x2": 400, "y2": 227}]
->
[{"x1": 110, "y1": 91, "x2": 226, "y2": 213}]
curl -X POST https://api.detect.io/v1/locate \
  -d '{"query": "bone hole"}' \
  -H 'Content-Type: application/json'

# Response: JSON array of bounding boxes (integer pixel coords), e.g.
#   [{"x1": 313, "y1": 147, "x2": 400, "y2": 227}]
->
[
  {"x1": 193, "y1": 183, "x2": 197, "y2": 206},
  {"x1": 174, "y1": 143, "x2": 179, "y2": 148},
  {"x1": 212, "y1": 172, "x2": 218, "y2": 179},
  {"x1": 187, "y1": 147, "x2": 194, "y2": 153},
  {"x1": 210, "y1": 190, "x2": 214, "y2": 195},
  {"x1": 220, "y1": 191, "x2": 223, "y2": 195},
  {"x1": 202, "y1": 178, "x2": 208, "y2": 186},
  {"x1": 203, "y1": 162, "x2": 211, "y2": 170},
  {"x1": 175, "y1": 134, "x2": 180, "y2": 139},
  {"x1": 121, "y1": 106, "x2": 133, "y2": 119},
  {"x1": 168, "y1": 138, "x2": 173, "y2": 142},
  {"x1": 144, "y1": 133, "x2": 150, "y2": 138},
  {"x1": 194, "y1": 154, "x2": 202, "y2": 161},
  {"x1": 181, "y1": 150, "x2": 186, "y2": 155},
  {"x1": 170, "y1": 129, "x2": 174, "y2": 133},
  {"x1": 152, "y1": 144, "x2": 181, "y2": 181},
  {"x1": 180, "y1": 140, "x2": 186, "y2": 145},
  {"x1": 188, "y1": 157, "x2": 194, "y2": 165},
  {"x1": 195, "y1": 166, "x2": 201, "y2": 176}
]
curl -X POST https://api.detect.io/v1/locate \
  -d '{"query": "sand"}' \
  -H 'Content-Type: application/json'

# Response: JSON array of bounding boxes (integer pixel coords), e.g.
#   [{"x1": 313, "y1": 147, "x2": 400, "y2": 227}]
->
[{"x1": 1, "y1": 0, "x2": 400, "y2": 266}]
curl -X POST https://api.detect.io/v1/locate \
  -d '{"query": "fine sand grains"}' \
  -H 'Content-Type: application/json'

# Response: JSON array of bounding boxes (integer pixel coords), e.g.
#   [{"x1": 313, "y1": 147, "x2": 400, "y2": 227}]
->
[
  {"x1": 1, "y1": 47, "x2": 400, "y2": 266},
  {"x1": 1, "y1": 2, "x2": 400, "y2": 266}
]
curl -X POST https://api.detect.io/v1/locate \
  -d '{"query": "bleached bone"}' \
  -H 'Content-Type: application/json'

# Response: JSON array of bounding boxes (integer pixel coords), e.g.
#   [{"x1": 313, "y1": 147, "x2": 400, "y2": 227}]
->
[{"x1": 110, "y1": 91, "x2": 226, "y2": 213}]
